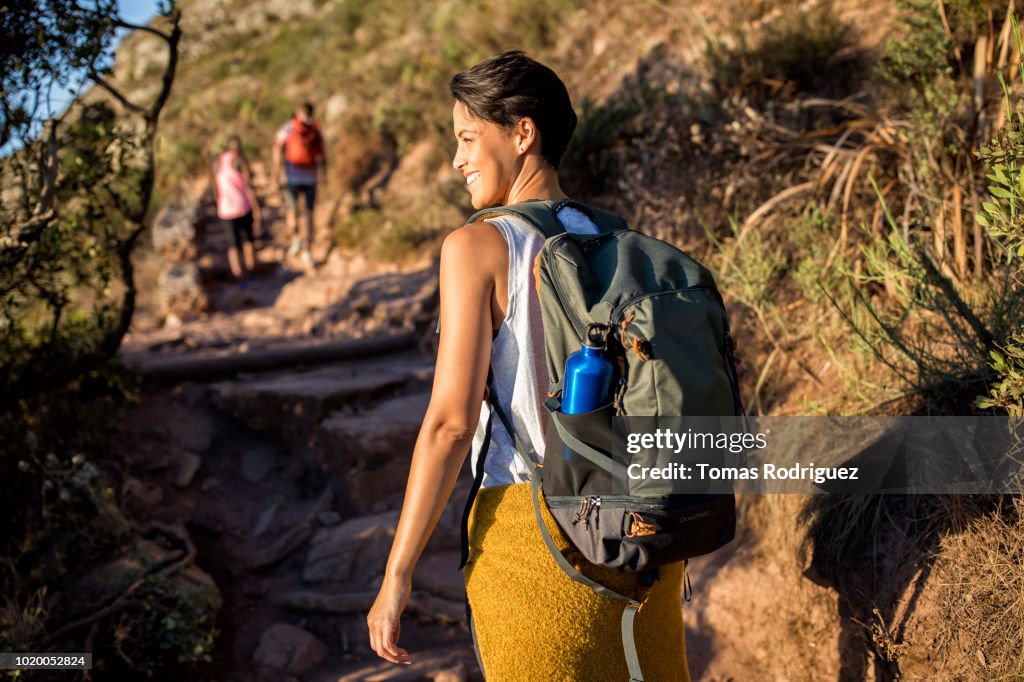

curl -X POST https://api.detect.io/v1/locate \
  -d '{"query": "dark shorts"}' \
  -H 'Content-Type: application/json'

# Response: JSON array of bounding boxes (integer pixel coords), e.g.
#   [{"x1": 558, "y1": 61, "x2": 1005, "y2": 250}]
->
[
  {"x1": 227, "y1": 211, "x2": 254, "y2": 251},
  {"x1": 284, "y1": 183, "x2": 316, "y2": 212}
]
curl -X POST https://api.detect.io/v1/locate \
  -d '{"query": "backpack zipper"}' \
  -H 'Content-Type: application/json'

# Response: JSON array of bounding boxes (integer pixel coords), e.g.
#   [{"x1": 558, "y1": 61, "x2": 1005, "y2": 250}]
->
[
  {"x1": 609, "y1": 285, "x2": 718, "y2": 326},
  {"x1": 547, "y1": 495, "x2": 708, "y2": 511},
  {"x1": 570, "y1": 495, "x2": 603, "y2": 529},
  {"x1": 722, "y1": 326, "x2": 744, "y2": 416}
]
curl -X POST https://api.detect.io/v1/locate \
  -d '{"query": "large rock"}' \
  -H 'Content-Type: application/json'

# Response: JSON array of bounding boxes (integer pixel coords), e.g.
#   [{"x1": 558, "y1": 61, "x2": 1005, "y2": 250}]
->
[
  {"x1": 157, "y1": 261, "x2": 209, "y2": 316},
  {"x1": 252, "y1": 623, "x2": 327, "y2": 676},
  {"x1": 344, "y1": 458, "x2": 411, "y2": 512},
  {"x1": 413, "y1": 550, "x2": 465, "y2": 603},
  {"x1": 173, "y1": 451, "x2": 202, "y2": 488},
  {"x1": 303, "y1": 511, "x2": 398, "y2": 586},
  {"x1": 273, "y1": 275, "x2": 354, "y2": 317},
  {"x1": 318, "y1": 392, "x2": 429, "y2": 469},
  {"x1": 314, "y1": 270, "x2": 440, "y2": 338},
  {"x1": 151, "y1": 200, "x2": 199, "y2": 261},
  {"x1": 241, "y1": 446, "x2": 276, "y2": 483}
]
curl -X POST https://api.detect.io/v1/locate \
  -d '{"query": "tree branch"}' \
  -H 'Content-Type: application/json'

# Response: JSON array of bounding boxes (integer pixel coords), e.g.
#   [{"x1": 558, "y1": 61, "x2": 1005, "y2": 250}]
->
[
  {"x1": 111, "y1": 18, "x2": 171, "y2": 41},
  {"x1": 87, "y1": 70, "x2": 146, "y2": 116},
  {"x1": 32, "y1": 119, "x2": 60, "y2": 219},
  {"x1": 11, "y1": 209, "x2": 57, "y2": 246},
  {"x1": 145, "y1": 10, "x2": 181, "y2": 126}
]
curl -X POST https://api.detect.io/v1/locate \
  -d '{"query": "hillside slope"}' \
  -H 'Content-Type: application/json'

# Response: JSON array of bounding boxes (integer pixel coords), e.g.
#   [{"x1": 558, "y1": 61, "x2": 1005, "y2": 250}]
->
[{"x1": 102, "y1": 1, "x2": 1024, "y2": 680}]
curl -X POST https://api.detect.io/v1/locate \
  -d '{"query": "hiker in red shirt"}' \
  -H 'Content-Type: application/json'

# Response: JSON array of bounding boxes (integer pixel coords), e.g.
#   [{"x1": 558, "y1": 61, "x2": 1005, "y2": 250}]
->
[
  {"x1": 272, "y1": 101, "x2": 326, "y2": 265},
  {"x1": 212, "y1": 134, "x2": 261, "y2": 284}
]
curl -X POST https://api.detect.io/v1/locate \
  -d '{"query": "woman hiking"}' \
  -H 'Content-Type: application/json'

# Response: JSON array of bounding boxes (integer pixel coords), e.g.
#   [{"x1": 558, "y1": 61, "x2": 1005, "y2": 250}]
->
[
  {"x1": 212, "y1": 134, "x2": 261, "y2": 284},
  {"x1": 367, "y1": 50, "x2": 690, "y2": 681}
]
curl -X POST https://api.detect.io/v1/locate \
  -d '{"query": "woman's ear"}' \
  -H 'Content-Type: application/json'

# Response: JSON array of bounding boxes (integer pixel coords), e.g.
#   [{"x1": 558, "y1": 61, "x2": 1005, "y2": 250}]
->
[{"x1": 515, "y1": 116, "x2": 538, "y2": 155}]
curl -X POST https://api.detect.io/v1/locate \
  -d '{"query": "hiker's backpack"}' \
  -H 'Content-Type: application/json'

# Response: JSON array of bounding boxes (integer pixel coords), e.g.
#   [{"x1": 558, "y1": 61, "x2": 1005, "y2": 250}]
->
[
  {"x1": 284, "y1": 118, "x2": 323, "y2": 167},
  {"x1": 459, "y1": 199, "x2": 744, "y2": 682}
]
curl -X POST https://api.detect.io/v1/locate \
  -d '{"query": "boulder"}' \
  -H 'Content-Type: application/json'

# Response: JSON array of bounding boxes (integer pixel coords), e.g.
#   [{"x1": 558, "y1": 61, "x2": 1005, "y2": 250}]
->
[
  {"x1": 174, "y1": 451, "x2": 202, "y2": 488},
  {"x1": 413, "y1": 551, "x2": 465, "y2": 603},
  {"x1": 252, "y1": 623, "x2": 327, "y2": 676},
  {"x1": 158, "y1": 404, "x2": 216, "y2": 454},
  {"x1": 151, "y1": 200, "x2": 199, "y2": 261},
  {"x1": 303, "y1": 510, "x2": 398, "y2": 585},
  {"x1": 241, "y1": 446, "x2": 276, "y2": 483},
  {"x1": 345, "y1": 458, "x2": 410, "y2": 512},
  {"x1": 273, "y1": 275, "x2": 354, "y2": 316},
  {"x1": 157, "y1": 262, "x2": 209, "y2": 316}
]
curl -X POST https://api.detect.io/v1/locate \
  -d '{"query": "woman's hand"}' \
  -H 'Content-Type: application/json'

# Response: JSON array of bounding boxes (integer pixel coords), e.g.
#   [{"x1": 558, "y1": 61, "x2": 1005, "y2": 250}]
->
[{"x1": 367, "y1": 575, "x2": 412, "y2": 664}]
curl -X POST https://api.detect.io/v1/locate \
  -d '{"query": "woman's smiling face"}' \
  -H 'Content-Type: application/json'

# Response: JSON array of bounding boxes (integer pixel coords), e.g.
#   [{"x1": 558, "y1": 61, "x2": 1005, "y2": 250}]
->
[{"x1": 452, "y1": 100, "x2": 521, "y2": 209}]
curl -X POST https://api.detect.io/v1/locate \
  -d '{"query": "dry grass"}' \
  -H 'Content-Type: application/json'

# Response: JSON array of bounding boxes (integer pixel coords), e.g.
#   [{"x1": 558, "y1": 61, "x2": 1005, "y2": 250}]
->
[
  {"x1": 0, "y1": 587, "x2": 47, "y2": 649},
  {"x1": 938, "y1": 495, "x2": 1024, "y2": 679}
]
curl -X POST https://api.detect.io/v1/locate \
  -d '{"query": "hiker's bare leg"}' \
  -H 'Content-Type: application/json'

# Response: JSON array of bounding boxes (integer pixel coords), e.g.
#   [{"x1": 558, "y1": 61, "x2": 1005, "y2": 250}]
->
[
  {"x1": 242, "y1": 242, "x2": 256, "y2": 272},
  {"x1": 227, "y1": 246, "x2": 243, "y2": 279},
  {"x1": 303, "y1": 204, "x2": 315, "y2": 252},
  {"x1": 285, "y1": 207, "x2": 297, "y2": 238}
]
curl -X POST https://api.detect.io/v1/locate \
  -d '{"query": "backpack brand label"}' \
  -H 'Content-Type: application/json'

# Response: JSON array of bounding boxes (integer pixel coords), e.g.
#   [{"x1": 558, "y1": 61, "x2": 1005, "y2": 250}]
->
[{"x1": 677, "y1": 510, "x2": 711, "y2": 524}]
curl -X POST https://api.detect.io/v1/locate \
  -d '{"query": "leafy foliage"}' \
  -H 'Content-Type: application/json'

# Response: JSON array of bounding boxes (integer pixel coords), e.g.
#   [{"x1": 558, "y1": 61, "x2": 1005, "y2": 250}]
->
[
  {"x1": 0, "y1": 3, "x2": 213, "y2": 678},
  {"x1": 974, "y1": 17, "x2": 1024, "y2": 415},
  {"x1": 1, "y1": 2, "x2": 179, "y2": 410}
]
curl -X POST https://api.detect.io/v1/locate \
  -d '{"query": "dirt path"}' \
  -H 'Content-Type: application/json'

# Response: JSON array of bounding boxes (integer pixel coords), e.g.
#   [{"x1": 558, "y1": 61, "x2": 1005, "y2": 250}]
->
[
  {"x1": 112, "y1": 163, "x2": 488, "y2": 680},
  {"x1": 113, "y1": 171, "x2": 824, "y2": 682},
  {"x1": 125, "y1": 161, "x2": 438, "y2": 365},
  {"x1": 114, "y1": 348, "x2": 483, "y2": 681}
]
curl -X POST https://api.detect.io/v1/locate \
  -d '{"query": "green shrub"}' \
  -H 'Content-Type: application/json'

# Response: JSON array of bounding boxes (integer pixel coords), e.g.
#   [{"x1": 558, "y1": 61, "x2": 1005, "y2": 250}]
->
[
  {"x1": 707, "y1": 1, "x2": 866, "y2": 99},
  {"x1": 106, "y1": 573, "x2": 219, "y2": 678},
  {"x1": 787, "y1": 204, "x2": 853, "y2": 305},
  {"x1": 974, "y1": 19, "x2": 1024, "y2": 414},
  {"x1": 717, "y1": 218, "x2": 786, "y2": 313},
  {"x1": 333, "y1": 207, "x2": 380, "y2": 250},
  {"x1": 374, "y1": 218, "x2": 440, "y2": 262}
]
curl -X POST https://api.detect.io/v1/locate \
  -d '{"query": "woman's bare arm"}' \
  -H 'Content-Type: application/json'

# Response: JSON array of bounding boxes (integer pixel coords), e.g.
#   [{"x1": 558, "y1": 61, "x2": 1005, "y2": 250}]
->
[
  {"x1": 238, "y1": 157, "x2": 261, "y2": 228},
  {"x1": 367, "y1": 221, "x2": 507, "y2": 664}
]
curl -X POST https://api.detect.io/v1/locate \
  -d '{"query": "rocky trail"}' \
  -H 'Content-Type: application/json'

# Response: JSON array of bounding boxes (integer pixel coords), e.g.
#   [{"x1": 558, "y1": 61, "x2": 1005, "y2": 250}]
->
[
  {"x1": 112, "y1": 166, "x2": 485, "y2": 680},
  {"x1": 111, "y1": 164, "x2": 793, "y2": 682},
  {"x1": 124, "y1": 161, "x2": 439, "y2": 366},
  {"x1": 113, "y1": 351, "x2": 483, "y2": 681}
]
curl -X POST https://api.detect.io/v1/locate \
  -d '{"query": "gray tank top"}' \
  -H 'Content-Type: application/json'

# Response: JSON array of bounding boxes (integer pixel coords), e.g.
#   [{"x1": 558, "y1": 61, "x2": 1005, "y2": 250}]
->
[{"x1": 470, "y1": 206, "x2": 600, "y2": 488}]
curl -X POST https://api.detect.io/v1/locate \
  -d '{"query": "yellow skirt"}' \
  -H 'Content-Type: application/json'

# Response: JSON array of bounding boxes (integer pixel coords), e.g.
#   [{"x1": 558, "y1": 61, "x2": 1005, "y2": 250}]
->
[{"x1": 464, "y1": 482, "x2": 690, "y2": 682}]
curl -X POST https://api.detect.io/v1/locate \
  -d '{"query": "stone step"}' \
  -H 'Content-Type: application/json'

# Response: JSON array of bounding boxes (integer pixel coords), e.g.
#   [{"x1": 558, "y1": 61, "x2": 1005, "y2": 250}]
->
[
  {"x1": 130, "y1": 332, "x2": 420, "y2": 382},
  {"x1": 318, "y1": 391, "x2": 429, "y2": 474},
  {"x1": 212, "y1": 351, "x2": 432, "y2": 439}
]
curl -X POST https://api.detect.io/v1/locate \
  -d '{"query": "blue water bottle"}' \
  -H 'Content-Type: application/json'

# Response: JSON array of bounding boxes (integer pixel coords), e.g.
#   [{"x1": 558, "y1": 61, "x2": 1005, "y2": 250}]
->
[{"x1": 561, "y1": 324, "x2": 616, "y2": 460}]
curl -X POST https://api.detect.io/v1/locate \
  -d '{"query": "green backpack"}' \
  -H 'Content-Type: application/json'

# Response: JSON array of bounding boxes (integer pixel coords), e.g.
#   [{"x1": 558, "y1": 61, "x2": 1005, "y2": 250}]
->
[{"x1": 459, "y1": 199, "x2": 743, "y2": 682}]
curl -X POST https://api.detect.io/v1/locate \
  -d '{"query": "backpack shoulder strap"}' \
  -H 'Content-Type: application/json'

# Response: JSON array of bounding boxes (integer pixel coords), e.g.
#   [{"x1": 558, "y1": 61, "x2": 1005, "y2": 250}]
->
[
  {"x1": 468, "y1": 202, "x2": 563, "y2": 238},
  {"x1": 467, "y1": 199, "x2": 627, "y2": 239}
]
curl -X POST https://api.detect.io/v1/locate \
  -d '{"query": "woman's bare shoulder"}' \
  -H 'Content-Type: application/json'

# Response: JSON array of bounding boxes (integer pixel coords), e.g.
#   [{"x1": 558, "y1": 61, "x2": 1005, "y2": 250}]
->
[{"x1": 441, "y1": 220, "x2": 507, "y2": 274}]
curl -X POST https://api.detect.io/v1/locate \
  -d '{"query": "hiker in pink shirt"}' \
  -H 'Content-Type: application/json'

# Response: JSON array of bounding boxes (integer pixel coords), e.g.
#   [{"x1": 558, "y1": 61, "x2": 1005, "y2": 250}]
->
[{"x1": 213, "y1": 135, "x2": 261, "y2": 283}]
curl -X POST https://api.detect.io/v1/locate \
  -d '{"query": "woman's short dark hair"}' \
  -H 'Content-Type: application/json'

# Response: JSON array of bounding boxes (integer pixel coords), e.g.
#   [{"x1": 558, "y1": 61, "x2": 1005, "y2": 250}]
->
[{"x1": 450, "y1": 50, "x2": 577, "y2": 169}]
